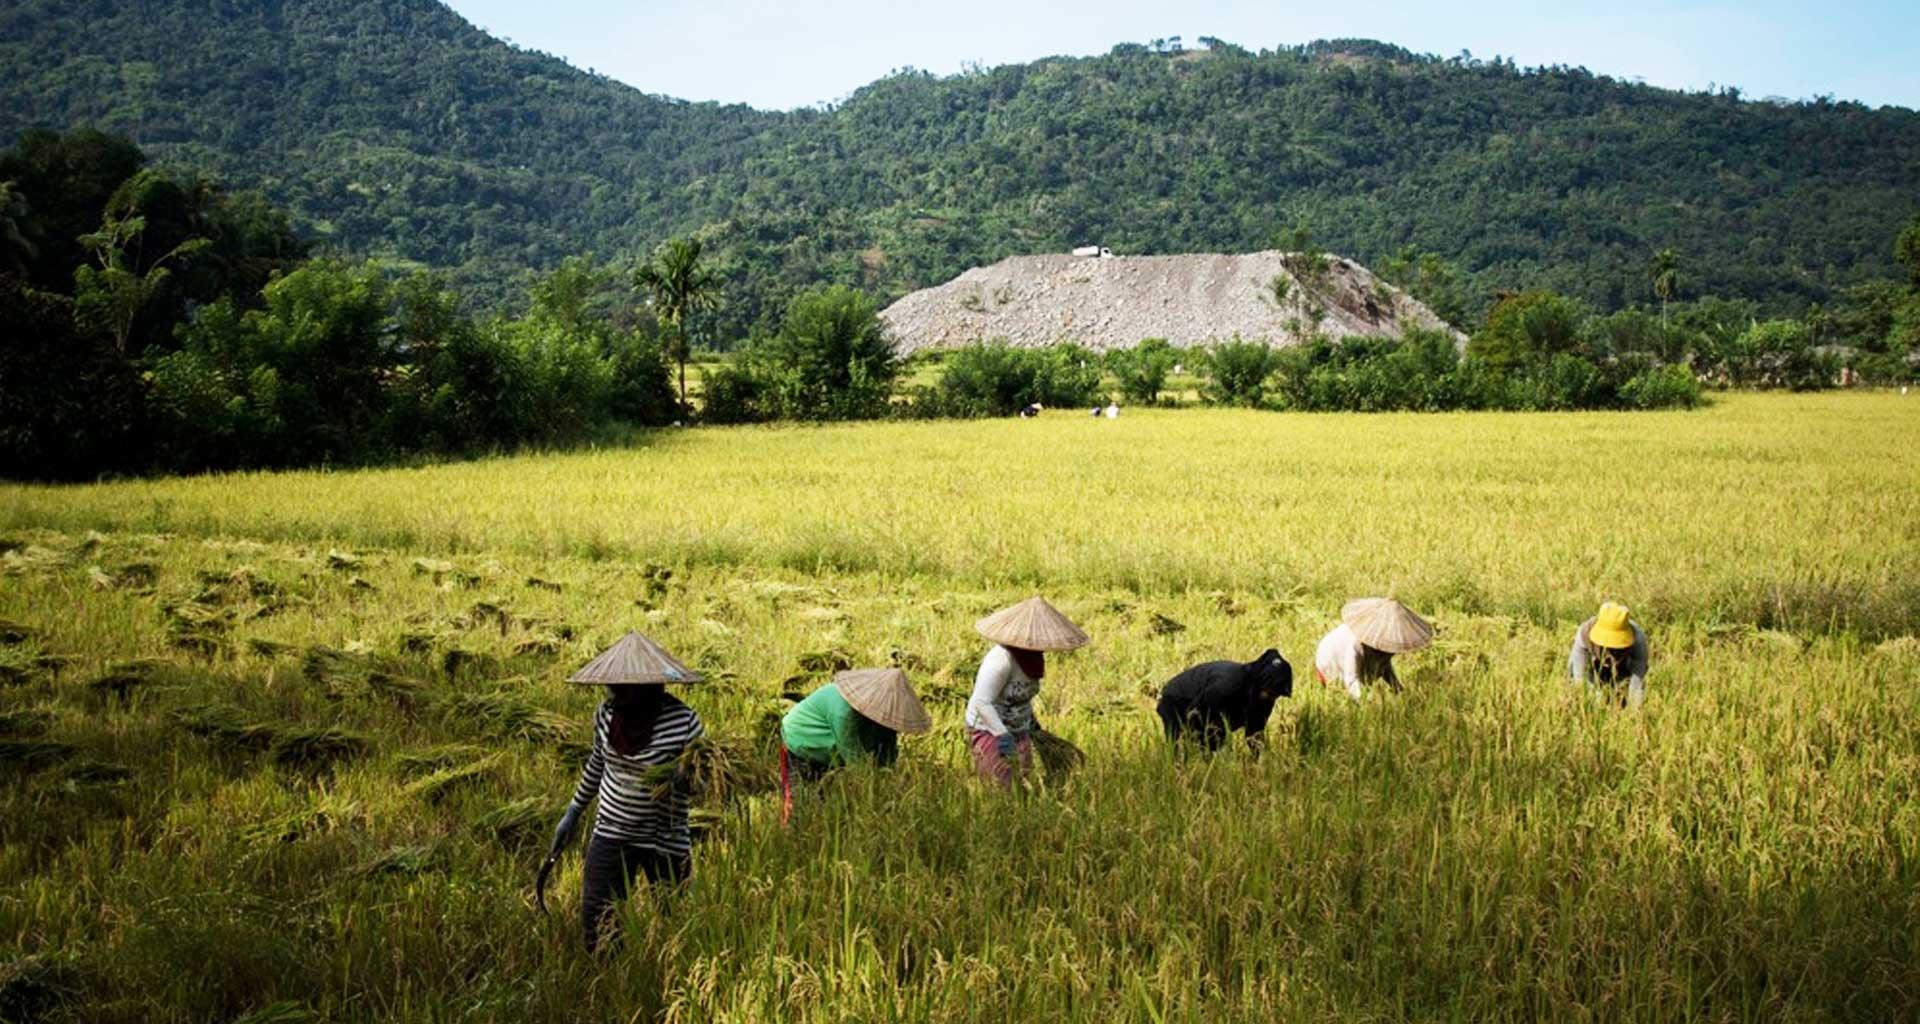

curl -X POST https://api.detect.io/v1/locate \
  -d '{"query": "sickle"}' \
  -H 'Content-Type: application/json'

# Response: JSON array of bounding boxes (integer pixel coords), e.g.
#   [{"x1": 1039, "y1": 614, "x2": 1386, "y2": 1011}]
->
[{"x1": 535, "y1": 851, "x2": 561, "y2": 914}]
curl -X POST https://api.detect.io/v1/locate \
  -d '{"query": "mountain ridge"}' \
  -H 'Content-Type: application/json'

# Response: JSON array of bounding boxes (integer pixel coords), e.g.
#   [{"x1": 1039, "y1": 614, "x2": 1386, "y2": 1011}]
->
[{"x1": 4, "y1": 1, "x2": 1917, "y2": 338}]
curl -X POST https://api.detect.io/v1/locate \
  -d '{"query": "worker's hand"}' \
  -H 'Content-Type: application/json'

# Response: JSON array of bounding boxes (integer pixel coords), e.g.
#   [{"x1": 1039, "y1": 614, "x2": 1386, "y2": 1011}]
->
[
  {"x1": 549, "y1": 805, "x2": 583, "y2": 856},
  {"x1": 995, "y1": 732, "x2": 1018, "y2": 758}
]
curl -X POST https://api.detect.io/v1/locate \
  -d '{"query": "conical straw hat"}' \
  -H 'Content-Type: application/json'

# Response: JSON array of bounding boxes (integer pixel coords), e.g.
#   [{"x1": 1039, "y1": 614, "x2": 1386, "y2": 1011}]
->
[
  {"x1": 1340, "y1": 598, "x2": 1434, "y2": 654},
  {"x1": 974, "y1": 596, "x2": 1089, "y2": 652},
  {"x1": 567, "y1": 632, "x2": 703, "y2": 684},
  {"x1": 834, "y1": 668, "x2": 932, "y2": 734}
]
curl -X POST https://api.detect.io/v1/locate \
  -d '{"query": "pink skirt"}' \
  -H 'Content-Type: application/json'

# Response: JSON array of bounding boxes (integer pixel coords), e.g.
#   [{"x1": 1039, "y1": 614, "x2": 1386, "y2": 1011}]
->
[{"x1": 969, "y1": 728, "x2": 1033, "y2": 786}]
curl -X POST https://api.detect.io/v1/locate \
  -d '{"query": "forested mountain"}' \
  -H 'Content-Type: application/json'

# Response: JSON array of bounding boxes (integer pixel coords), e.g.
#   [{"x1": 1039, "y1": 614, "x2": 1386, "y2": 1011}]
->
[{"x1": 4, "y1": 0, "x2": 1917, "y2": 339}]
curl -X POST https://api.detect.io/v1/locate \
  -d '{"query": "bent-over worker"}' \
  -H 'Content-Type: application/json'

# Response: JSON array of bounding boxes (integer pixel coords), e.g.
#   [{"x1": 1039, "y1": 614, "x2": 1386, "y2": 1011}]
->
[
  {"x1": 967, "y1": 596, "x2": 1089, "y2": 785},
  {"x1": 1157, "y1": 648, "x2": 1293, "y2": 753},
  {"x1": 1315, "y1": 597, "x2": 1434, "y2": 700},
  {"x1": 780, "y1": 667, "x2": 931, "y2": 819},
  {"x1": 1569, "y1": 601, "x2": 1649, "y2": 707}
]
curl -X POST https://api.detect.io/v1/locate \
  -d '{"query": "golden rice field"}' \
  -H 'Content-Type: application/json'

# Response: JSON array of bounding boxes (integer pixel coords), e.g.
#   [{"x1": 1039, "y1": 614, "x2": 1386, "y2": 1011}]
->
[{"x1": 2, "y1": 391, "x2": 1917, "y2": 1022}]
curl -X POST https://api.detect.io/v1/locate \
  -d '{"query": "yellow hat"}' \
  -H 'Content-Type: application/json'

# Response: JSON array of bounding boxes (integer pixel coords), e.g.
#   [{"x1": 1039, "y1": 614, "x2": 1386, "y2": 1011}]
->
[{"x1": 1586, "y1": 603, "x2": 1634, "y2": 650}]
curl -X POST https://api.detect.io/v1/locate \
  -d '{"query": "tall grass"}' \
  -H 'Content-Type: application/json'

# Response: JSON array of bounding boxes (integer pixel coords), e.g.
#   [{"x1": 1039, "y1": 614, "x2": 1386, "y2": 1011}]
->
[
  {"x1": 4, "y1": 393, "x2": 1917, "y2": 634},
  {"x1": 1, "y1": 393, "x2": 1917, "y2": 1021}
]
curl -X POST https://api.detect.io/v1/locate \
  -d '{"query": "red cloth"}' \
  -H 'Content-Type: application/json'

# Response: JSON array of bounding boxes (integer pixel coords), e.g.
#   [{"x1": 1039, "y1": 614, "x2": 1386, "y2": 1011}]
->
[
  {"x1": 779, "y1": 743, "x2": 792, "y2": 825},
  {"x1": 968, "y1": 728, "x2": 1033, "y2": 786}
]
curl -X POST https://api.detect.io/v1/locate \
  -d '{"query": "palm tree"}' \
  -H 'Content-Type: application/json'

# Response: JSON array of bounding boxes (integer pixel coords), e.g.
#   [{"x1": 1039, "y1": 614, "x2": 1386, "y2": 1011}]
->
[
  {"x1": 633, "y1": 237, "x2": 720, "y2": 408},
  {"x1": 1651, "y1": 248, "x2": 1681, "y2": 328}
]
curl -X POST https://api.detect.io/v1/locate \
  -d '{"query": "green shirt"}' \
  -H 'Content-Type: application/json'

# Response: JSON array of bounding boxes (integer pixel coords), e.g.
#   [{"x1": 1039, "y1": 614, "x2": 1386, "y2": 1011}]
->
[{"x1": 781, "y1": 683, "x2": 898, "y2": 767}]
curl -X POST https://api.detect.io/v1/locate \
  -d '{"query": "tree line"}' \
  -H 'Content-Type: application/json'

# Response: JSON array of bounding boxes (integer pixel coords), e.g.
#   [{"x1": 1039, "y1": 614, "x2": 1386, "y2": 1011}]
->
[
  {"x1": 1, "y1": 131, "x2": 684, "y2": 479},
  {"x1": 3, "y1": 131, "x2": 1917, "y2": 480}
]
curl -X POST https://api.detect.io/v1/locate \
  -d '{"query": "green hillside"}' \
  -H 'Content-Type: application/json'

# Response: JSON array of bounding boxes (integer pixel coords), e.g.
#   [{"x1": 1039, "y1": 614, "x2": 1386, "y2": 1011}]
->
[{"x1": 4, "y1": 2, "x2": 1917, "y2": 337}]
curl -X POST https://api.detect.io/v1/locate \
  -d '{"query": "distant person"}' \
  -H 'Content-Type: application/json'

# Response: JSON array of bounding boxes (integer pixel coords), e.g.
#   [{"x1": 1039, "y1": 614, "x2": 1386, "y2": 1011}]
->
[
  {"x1": 1019, "y1": 403, "x2": 1043, "y2": 418},
  {"x1": 1090, "y1": 406, "x2": 1102, "y2": 417},
  {"x1": 1157, "y1": 649, "x2": 1292, "y2": 754},
  {"x1": 1314, "y1": 597, "x2": 1434, "y2": 700},
  {"x1": 1104, "y1": 402, "x2": 1120, "y2": 418},
  {"x1": 1569, "y1": 601, "x2": 1649, "y2": 707},
  {"x1": 967, "y1": 597, "x2": 1089, "y2": 785},
  {"x1": 545, "y1": 633, "x2": 705, "y2": 952},
  {"x1": 779, "y1": 668, "x2": 931, "y2": 821}
]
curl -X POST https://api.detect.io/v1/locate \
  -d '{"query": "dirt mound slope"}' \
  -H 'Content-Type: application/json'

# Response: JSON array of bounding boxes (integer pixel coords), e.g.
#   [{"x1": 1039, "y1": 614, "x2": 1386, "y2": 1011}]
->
[{"x1": 880, "y1": 251, "x2": 1461, "y2": 354}]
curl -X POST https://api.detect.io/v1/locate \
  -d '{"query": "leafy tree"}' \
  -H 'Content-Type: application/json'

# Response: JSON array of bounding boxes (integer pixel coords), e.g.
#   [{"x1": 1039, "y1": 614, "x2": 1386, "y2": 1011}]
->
[
  {"x1": 1468, "y1": 291, "x2": 1587, "y2": 371},
  {"x1": 634, "y1": 237, "x2": 720, "y2": 407},
  {"x1": 72, "y1": 178, "x2": 210, "y2": 354},
  {"x1": 1036, "y1": 345, "x2": 1106, "y2": 408},
  {"x1": 754, "y1": 285, "x2": 898, "y2": 420},
  {"x1": 0, "y1": 129, "x2": 145, "y2": 294},
  {"x1": 0, "y1": 276, "x2": 143, "y2": 479},
  {"x1": 1896, "y1": 215, "x2": 1920, "y2": 290},
  {"x1": 1107, "y1": 338, "x2": 1176, "y2": 404},
  {"x1": 0, "y1": 180, "x2": 33, "y2": 276},
  {"x1": 1275, "y1": 225, "x2": 1331, "y2": 289},
  {"x1": 1201, "y1": 338, "x2": 1279, "y2": 407},
  {"x1": 1724, "y1": 320, "x2": 1832, "y2": 390},
  {"x1": 1380, "y1": 247, "x2": 1470, "y2": 329}
]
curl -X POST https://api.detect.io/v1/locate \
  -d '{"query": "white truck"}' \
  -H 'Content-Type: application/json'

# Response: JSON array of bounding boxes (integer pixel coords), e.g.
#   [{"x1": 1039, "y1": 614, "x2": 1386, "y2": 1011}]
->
[{"x1": 1072, "y1": 245, "x2": 1114, "y2": 259}]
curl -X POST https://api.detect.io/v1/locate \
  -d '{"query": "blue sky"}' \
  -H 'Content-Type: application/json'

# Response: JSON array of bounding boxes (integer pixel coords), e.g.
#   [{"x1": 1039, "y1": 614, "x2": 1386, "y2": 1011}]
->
[{"x1": 441, "y1": 1, "x2": 1918, "y2": 112}]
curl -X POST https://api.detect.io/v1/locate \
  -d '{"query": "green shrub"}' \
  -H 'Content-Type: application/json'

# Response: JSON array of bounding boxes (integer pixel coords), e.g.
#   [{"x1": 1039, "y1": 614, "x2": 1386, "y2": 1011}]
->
[
  {"x1": 699, "y1": 359, "x2": 774, "y2": 424},
  {"x1": 754, "y1": 286, "x2": 899, "y2": 421},
  {"x1": 608, "y1": 334, "x2": 679, "y2": 426},
  {"x1": 1034, "y1": 344, "x2": 1105, "y2": 409},
  {"x1": 1106, "y1": 338, "x2": 1177, "y2": 404},
  {"x1": 1727, "y1": 320, "x2": 1834, "y2": 390},
  {"x1": 1619, "y1": 365, "x2": 1703, "y2": 409},
  {"x1": 912, "y1": 341, "x2": 1105, "y2": 418},
  {"x1": 1201, "y1": 337, "x2": 1280, "y2": 407},
  {"x1": 1469, "y1": 291, "x2": 1588, "y2": 371}
]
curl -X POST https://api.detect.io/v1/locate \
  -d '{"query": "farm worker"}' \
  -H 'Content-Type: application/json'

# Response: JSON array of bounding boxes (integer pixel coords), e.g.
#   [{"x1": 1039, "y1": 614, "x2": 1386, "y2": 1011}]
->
[
  {"x1": 967, "y1": 596, "x2": 1089, "y2": 785},
  {"x1": 1019, "y1": 403, "x2": 1043, "y2": 418},
  {"x1": 1314, "y1": 597, "x2": 1434, "y2": 700},
  {"x1": 1157, "y1": 648, "x2": 1292, "y2": 753},
  {"x1": 545, "y1": 632, "x2": 706, "y2": 952},
  {"x1": 779, "y1": 668, "x2": 932, "y2": 820},
  {"x1": 1569, "y1": 601, "x2": 1649, "y2": 707},
  {"x1": 1104, "y1": 402, "x2": 1120, "y2": 418}
]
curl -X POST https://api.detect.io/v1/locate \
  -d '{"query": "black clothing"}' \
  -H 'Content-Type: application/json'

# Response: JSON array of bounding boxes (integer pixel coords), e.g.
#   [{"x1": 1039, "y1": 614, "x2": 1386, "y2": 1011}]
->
[
  {"x1": 580, "y1": 834, "x2": 688, "y2": 951},
  {"x1": 1156, "y1": 649, "x2": 1292, "y2": 752}
]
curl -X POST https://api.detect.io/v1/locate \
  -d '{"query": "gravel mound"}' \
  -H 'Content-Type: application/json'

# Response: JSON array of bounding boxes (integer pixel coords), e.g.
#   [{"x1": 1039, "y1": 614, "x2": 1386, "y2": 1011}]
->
[{"x1": 880, "y1": 251, "x2": 1461, "y2": 354}]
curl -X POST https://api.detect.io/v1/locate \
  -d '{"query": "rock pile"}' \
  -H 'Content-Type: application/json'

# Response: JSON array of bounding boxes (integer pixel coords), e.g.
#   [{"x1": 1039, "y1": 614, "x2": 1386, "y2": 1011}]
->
[{"x1": 880, "y1": 251, "x2": 1460, "y2": 354}]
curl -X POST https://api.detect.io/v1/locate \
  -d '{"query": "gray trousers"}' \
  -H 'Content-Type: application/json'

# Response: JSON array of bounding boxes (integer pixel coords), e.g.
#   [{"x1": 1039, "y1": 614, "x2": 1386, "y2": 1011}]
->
[{"x1": 580, "y1": 835, "x2": 688, "y2": 951}]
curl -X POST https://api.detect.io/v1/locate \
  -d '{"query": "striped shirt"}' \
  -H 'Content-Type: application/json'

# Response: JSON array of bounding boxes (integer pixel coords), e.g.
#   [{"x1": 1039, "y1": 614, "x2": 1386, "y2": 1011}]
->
[{"x1": 566, "y1": 696, "x2": 704, "y2": 854}]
